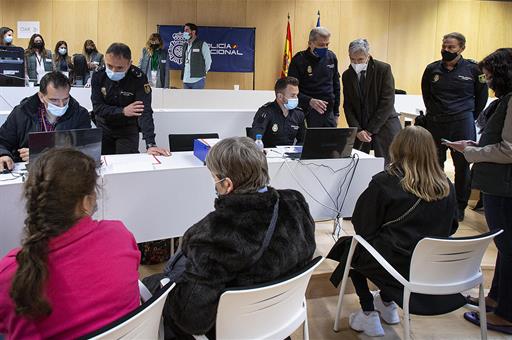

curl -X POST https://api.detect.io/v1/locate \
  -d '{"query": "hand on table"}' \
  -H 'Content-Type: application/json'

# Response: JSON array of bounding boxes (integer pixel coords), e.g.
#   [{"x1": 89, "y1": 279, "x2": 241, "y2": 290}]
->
[
  {"x1": 147, "y1": 146, "x2": 171, "y2": 157},
  {"x1": 309, "y1": 98, "x2": 328, "y2": 114},
  {"x1": 0, "y1": 156, "x2": 14, "y2": 172}
]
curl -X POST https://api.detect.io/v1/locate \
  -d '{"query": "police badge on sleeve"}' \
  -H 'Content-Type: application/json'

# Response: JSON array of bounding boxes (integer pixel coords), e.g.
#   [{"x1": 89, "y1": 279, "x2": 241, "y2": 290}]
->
[{"x1": 144, "y1": 84, "x2": 152, "y2": 94}]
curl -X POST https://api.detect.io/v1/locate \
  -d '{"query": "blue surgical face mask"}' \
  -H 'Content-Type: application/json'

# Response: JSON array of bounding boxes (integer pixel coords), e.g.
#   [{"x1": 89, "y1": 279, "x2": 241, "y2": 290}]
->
[
  {"x1": 106, "y1": 66, "x2": 126, "y2": 81},
  {"x1": 284, "y1": 97, "x2": 299, "y2": 110},
  {"x1": 46, "y1": 100, "x2": 69, "y2": 117},
  {"x1": 313, "y1": 47, "x2": 328, "y2": 58},
  {"x1": 58, "y1": 48, "x2": 67, "y2": 56},
  {"x1": 4, "y1": 36, "x2": 13, "y2": 44},
  {"x1": 183, "y1": 32, "x2": 191, "y2": 40}
]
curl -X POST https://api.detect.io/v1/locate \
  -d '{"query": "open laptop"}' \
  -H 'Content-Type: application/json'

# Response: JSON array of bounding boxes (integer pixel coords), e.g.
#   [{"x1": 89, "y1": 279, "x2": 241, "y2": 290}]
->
[
  {"x1": 28, "y1": 128, "x2": 103, "y2": 167},
  {"x1": 285, "y1": 127, "x2": 357, "y2": 160}
]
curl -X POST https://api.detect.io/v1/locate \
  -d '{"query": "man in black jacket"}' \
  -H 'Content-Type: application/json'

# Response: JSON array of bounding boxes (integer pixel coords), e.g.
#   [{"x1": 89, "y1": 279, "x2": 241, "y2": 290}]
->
[
  {"x1": 342, "y1": 39, "x2": 401, "y2": 165},
  {"x1": 91, "y1": 42, "x2": 170, "y2": 156},
  {"x1": 421, "y1": 32, "x2": 488, "y2": 221},
  {"x1": 0, "y1": 71, "x2": 91, "y2": 171},
  {"x1": 288, "y1": 26, "x2": 340, "y2": 127}
]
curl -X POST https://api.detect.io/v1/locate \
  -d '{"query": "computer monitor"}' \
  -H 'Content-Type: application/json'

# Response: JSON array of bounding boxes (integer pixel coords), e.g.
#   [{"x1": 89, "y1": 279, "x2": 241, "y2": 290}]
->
[
  {"x1": 0, "y1": 46, "x2": 25, "y2": 87},
  {"x1": 299, "y1": 127, "x2": 357, "y2": 160},
  {"x1": 28, "y1": 128, "x2": 103, "y2": 166}
]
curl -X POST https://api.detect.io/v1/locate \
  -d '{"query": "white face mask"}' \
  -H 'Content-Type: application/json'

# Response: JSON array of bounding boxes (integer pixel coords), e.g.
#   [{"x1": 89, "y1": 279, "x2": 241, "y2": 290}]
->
[{"x1": 351, "y1": 62, "x2": 368, "y2": 74}]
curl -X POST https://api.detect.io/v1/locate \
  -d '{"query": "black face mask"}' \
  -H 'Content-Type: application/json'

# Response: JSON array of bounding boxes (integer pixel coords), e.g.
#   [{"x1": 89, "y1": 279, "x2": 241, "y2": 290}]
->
[
  {"x1": 85, "y1": 47, "x2": 94, "y2": 54},
  {"x1": 33, "y1": 42, "x2": 43, "y2": 49},
  {"x1": 441, "y1": 50, "x2": 459, "y2": 62},
  {"x1": 151, "y1": 43, "x2": 160, "y2": 50}
]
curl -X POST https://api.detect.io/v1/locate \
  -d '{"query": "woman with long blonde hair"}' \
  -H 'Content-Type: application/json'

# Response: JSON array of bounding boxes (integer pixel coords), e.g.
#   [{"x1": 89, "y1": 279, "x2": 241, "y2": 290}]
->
[{"x1": 328, "y1": 126, "x2": 461, "y2": 337}]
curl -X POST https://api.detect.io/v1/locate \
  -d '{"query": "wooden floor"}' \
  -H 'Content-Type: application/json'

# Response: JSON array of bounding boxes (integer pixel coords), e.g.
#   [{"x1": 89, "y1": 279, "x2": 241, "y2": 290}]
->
[{"x1": 139, "y1": 157, "x2": 508, "y2": 339}]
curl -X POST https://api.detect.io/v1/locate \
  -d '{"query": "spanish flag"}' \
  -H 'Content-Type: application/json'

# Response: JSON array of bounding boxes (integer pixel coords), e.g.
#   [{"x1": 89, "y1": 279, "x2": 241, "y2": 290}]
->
[{"x1": 281, "y1": 16, "x2": 293, "y2": 78}]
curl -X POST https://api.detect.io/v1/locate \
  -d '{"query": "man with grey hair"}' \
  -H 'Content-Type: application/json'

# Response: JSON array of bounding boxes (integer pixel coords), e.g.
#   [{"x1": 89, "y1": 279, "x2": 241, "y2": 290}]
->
[
  {"x1": 342, "y1": 38, "x2": 400, "y2": 165},
  {"x1": 288, "y1": 26, "x2": 340, "y2": 127}
]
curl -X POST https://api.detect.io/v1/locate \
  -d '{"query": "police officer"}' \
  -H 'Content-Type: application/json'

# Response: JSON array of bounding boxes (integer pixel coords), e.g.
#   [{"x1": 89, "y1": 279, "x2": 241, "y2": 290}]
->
[
  {"x1": 91, "y1": 42, "x2": 170, "y2": 156},
  {"x1": 251, "y1": 76, "x2": 305, "y2": 147},
  {"x1": 421, "y1": 32, "x2": 488, "y2": 221},
  {"x1": 288, "y1": 26, "x2": 340, "y2": 127}
]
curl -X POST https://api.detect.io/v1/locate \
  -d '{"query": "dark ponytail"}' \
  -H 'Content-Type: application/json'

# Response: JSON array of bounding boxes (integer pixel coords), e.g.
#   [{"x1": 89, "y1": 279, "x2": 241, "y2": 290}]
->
[{"x1": 9, "y1": 148, "x2": 97, "y2": 318}]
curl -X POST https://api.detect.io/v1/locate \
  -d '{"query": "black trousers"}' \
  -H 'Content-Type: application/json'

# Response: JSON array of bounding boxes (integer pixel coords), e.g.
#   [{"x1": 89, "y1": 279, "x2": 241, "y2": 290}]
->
[
  {"x1": 426, "y1": 115, "x2": 476, "y2": 210},
  {"x1": 350, "y1": 269, "x2": 394, "y2": 311},
  {"x1": 484, "y1": 194, "x2": 512, "y2": 322},
  {"x1": 305, "y1": 107, "x2": 337, "y2": 127},
  {"x1": 97, "y1": 121, "x2": 140, "y2": 155}
]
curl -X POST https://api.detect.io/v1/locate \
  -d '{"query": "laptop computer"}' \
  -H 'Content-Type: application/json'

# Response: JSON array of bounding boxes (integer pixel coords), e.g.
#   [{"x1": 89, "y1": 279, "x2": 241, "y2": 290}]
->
[
  {"x1": 285, "y1": 127, "x2": 357, "y2": 160},
  {"x1": 28, "y1": 128, "x2": 103, "y2": 167}
]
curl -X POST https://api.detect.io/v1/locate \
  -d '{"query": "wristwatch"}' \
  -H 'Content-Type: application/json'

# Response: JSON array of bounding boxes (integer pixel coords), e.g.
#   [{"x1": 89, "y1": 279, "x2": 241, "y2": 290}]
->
[{"x1": 146, "y1": 143, "x2": 157, "y2": 149}]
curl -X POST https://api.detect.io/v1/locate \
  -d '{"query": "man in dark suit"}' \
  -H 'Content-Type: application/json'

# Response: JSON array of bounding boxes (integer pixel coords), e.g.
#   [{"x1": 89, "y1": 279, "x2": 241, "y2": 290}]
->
[{"x1": 342, "y1": 39, "x2": 401, "y2": 165}]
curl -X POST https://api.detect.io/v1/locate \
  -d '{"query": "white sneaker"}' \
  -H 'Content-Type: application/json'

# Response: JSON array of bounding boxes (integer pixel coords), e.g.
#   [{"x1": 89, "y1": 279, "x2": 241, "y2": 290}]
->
[
  {"x1": 373, "y1": 291, "x2": 400, "y2": 324},
  {"x1": 349, "y1": 310, "x2": 385, "y2": 337}
]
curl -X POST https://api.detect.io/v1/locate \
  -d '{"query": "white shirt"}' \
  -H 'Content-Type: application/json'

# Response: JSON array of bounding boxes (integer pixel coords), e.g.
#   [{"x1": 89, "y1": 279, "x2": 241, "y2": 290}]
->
[
  {"x1": 35, "y1": 52, "x2": 46, "y2": 83},
  {"x1": 183, "y1": 39, "x2": 212, "y2": 84}
]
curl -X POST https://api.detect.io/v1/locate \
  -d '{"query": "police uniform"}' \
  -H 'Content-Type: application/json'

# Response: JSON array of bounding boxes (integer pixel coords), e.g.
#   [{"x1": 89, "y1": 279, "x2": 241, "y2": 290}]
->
[
  {"x1": 91, "y1": 65, "x2": 156, "y2": 154},
  {"x1": 288, "y1": 49, "x2": 340, "y2": 127},
  {"x1": 251, "y1": 101, "x2": 306, "y2": 148},
  {"x1": 421, "y1": 56, "x2": 488, "y2": 217}
]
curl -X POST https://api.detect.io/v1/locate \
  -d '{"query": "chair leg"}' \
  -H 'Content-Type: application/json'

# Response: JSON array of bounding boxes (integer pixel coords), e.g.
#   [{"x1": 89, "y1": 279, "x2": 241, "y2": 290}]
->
[
  {"x1": 333, "y1": 237, "x2": 358, "y2": 332},
  {"x1": 303, "y1": 298, "x2": 309, "y2": 340},
  {"x1": 403, "y1": 289, "x2": 411, "y2": 340},
  {"x1": 303, "y1": 316, "x2": 309, "y2": 340},
  {"x1": 479, "y1": 283, "x2": 488, "y2": 340}
]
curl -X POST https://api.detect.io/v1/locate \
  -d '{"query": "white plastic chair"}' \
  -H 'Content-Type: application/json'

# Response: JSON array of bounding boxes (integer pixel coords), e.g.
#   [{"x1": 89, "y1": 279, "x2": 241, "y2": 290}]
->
[
  {"x1": 83, "y1": 279, "x2": 174, "y2": 340},
  {"x1": 333, "y1": 230, "x2": 503, "y2": 340},
  {"x1": 195, "y1": 256, "x2": 324, "y2": 340}
]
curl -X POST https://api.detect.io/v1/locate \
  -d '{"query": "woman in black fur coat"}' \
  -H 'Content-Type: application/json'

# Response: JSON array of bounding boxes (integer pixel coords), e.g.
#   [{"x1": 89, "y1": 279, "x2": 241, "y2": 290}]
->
[{"x1": 163, "y1": 137, "x2": 316, "y2": 339}]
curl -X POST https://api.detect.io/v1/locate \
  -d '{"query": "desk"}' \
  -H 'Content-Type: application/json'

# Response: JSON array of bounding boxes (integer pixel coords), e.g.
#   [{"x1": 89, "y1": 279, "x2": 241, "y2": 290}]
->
[{"x1": 0, "y1": 150, "x2": 383, "y2": 256}]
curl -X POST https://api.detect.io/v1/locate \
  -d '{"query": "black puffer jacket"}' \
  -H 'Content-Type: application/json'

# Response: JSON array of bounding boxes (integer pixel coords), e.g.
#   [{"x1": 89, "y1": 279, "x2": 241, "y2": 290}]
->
[
  {"x1": 167, "y1": 187, "x2": 316, "y2": 335},
  {"x1": 0, "y1": 94, "x2": 91, "y2": 161}
]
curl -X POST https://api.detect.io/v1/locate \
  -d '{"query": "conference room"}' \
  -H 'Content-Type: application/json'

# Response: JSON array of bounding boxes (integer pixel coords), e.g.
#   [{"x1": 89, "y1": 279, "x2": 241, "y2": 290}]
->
[{"x1": 1, "y1": 1, "x2": 511, "y2": 339}]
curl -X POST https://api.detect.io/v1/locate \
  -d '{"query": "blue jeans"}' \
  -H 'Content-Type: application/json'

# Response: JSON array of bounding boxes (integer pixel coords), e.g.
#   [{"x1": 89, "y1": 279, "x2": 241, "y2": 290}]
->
[
  {"x1": 183, "y1": 78, "x2": 205, "y2": 89},
  {"x1": 483, "y1": 194, "x2": 512, "y2": 321}
]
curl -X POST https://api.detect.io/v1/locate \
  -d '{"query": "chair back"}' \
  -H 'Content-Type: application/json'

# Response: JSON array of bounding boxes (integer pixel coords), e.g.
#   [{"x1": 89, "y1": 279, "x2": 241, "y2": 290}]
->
[
  {"x1": 245, "y1": 127, "x2": 253, "y2": 138},
  {"x1": 409, "y1": 230, "x2": 502, "y2": 288},
  {"x1": 216, "y1": 256, "x2": 323, "y2": 340},
  {"x1": 83, "y1": 281, "x2": 175, "y2": 339},
  {"x1": 168, "y1": 133, "x2": 219, "y2": 152}
]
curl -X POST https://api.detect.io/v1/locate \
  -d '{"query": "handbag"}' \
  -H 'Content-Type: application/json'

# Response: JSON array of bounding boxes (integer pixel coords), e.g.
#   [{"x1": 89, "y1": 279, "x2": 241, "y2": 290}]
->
[{"x1": 164, "y1": 197, "x2": 280, "y2": 282}]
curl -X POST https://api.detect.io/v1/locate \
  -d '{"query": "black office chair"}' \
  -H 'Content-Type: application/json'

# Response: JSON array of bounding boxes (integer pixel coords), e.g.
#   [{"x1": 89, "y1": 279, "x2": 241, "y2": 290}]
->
[
  {"x1": 168, "y1": 133, "x2": 219, "y2": 152},
  {"x1": 246, "y1": 127, "x2": 253, "y2": 139}
]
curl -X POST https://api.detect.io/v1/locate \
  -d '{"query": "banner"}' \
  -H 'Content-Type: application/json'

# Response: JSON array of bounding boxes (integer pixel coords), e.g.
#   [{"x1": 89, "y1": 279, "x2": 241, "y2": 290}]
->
[{"x1": 158, "y1": 25, "x2": 255, "y2": 73}]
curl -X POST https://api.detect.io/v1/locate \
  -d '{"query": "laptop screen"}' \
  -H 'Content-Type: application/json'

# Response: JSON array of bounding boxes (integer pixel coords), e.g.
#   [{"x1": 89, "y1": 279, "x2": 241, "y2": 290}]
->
[
  {"x1": 28, "y1": 128, "x2": 103, "y2": 166},
  {"x1": 299, "y1": 127, "x2": 357, "y2": 160}
]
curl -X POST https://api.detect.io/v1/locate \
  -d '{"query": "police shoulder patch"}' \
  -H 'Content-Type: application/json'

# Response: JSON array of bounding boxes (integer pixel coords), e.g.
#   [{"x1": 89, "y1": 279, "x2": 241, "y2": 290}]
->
[
  {"x1": 144, "y1": 83, "x2": 152, "y2": 94},
  {"x1": 478, "y1": 74, "x2": 486, "y2": 84},
  {"x1": 131, "y1": 66, "x2": 143, "y2": 78}
]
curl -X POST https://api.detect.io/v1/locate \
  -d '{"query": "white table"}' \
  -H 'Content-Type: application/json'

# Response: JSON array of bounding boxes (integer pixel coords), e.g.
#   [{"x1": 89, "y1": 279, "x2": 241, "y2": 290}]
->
[{"x1": 0, "y1": 150, "x2": 383, "y2": 256}]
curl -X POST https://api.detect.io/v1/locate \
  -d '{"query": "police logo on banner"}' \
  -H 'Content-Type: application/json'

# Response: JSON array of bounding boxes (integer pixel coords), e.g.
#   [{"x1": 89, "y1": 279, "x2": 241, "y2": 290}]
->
[{"x1": 168, "y1": 32, "x2": 187, "y2": 66}]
